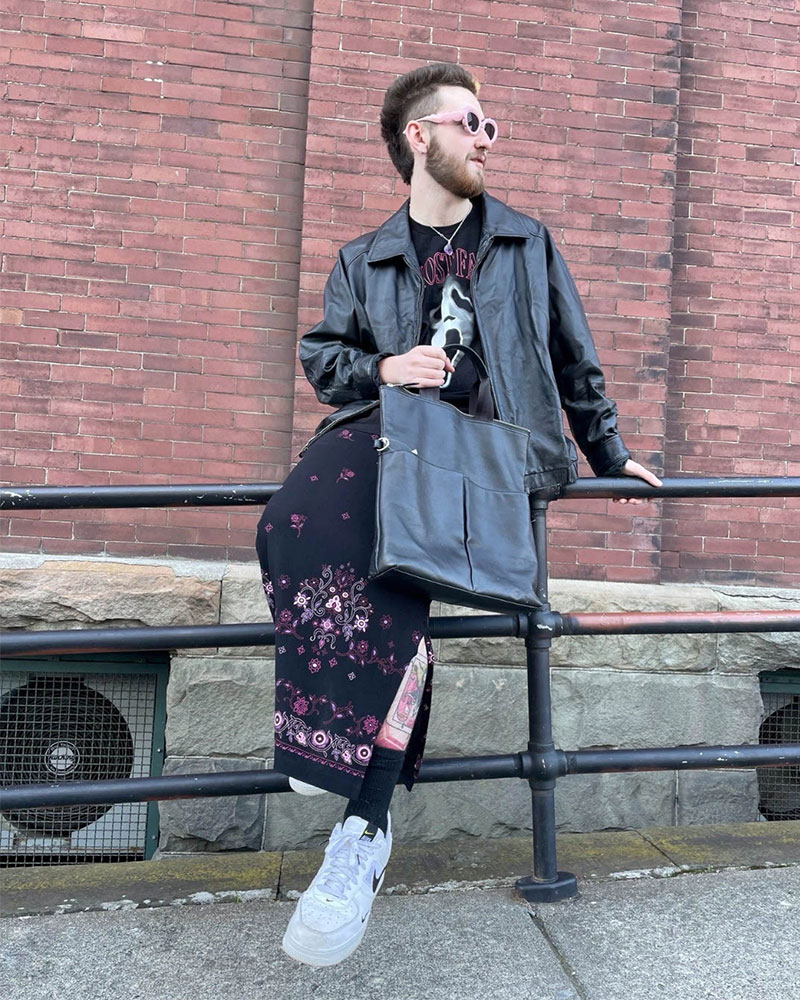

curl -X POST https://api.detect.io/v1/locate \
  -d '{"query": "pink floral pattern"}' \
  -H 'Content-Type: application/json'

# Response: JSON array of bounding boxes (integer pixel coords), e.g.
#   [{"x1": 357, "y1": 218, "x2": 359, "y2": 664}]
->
[
  {"x1": 256, "y1": 413, "x2": 433, "y2": 793},
  {"x1": 293, "y1": 563, "x2": 373, "y2": 648},
  {"x1": 275, "y1": 678, "x2": 379, "y2": 769},
  {"x1": 261, "y1": 572, "x2": 275, "y2": 615},
  {"x1": 345, "y1": 640, "x2": 405, "y2": 676},
  {"x1": 268, "y1": 562, "x2": 411, "y2": 679}
]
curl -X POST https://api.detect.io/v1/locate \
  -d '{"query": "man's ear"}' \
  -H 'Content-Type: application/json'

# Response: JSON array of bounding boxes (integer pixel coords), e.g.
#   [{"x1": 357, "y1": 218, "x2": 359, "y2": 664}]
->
[{"x1": 404, "y1": 121, "x2": 428, "y2": 156}]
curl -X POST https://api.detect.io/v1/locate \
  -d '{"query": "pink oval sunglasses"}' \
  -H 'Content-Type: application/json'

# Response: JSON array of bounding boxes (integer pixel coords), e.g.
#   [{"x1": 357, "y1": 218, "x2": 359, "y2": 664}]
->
[{"x1": 410, "y1": 108, "x2": 498, "y2": 144}]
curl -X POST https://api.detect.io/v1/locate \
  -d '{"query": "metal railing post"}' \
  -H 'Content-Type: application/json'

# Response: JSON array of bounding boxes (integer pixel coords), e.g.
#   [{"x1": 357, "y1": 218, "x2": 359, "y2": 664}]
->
[{"x1": 515, "y1": 496, "x2": 578, "y2": 902}]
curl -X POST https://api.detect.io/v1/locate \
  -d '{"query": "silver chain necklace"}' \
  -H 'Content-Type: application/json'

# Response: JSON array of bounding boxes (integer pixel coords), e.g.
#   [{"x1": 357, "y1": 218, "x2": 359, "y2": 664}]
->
[{"x1": 427, "y1": 212, "x2": 469, "y2": 257}]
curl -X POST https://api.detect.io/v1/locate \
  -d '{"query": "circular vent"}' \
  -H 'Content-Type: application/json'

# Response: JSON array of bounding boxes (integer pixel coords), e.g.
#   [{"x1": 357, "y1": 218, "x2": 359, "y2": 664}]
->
[
  {"x1": 0, "y1": 676, "x2": 135, "y2": 835},
  {"x1": 757, "y1": 697, "x2": 800, "y2": 822}
]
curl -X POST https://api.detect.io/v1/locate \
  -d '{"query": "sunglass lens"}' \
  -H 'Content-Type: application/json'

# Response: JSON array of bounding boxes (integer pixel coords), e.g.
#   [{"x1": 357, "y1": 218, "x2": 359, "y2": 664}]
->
[
  {"x1": 483, "y1": 120, "x2": 497, "y2": 141},
  {"x1": 466, "y1": 112, "x2": 481, "y2": 133}
]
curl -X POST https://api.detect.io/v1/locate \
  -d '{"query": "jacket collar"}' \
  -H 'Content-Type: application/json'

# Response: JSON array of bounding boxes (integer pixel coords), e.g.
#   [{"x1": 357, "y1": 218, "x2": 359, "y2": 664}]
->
[{"x1": 367, "y1": 191, "x2": 531, "y2": 263}]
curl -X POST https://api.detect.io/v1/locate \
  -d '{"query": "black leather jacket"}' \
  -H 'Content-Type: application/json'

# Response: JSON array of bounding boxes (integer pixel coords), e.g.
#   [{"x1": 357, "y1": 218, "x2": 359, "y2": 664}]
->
[{"x1": 299, "y1": 192, "x2": 630, "y2": 492}]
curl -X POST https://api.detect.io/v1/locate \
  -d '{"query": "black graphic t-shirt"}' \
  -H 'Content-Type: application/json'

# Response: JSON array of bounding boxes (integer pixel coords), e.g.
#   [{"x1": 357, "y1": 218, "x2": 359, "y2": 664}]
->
[{"x1": 409, "y1": 202, "x2": 483, "y2": 405}]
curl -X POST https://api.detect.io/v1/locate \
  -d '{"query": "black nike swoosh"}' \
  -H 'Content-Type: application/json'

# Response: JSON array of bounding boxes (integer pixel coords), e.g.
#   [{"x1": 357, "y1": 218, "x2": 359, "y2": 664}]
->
[{"x1": 372, "y1": 866, "x2": 387, "y2": 894}]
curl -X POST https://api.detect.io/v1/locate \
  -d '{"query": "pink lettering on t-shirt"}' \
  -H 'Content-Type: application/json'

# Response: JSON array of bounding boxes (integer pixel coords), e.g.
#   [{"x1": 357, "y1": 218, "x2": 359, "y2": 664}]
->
[{"x1": 419, "y1": 249, "x2": 476, "y2": 287}]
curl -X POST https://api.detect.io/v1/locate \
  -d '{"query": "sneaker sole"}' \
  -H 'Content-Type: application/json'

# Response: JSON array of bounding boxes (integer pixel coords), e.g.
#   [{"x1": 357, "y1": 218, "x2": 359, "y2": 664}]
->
[{"x1": 281, "y1": 914, "x2": 372, "y2": 968}]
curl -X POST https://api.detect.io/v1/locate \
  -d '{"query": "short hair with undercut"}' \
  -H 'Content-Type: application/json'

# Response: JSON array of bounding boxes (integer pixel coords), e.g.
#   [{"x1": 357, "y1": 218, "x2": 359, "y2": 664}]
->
[{"x1": 380, "y1": 63, "x2": 479, "y2": 185}]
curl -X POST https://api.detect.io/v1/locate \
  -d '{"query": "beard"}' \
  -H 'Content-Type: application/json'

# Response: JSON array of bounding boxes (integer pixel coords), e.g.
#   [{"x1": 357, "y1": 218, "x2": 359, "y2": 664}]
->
[{"x1": 424, "y1": 134, "x2": 485, "y2": 199}]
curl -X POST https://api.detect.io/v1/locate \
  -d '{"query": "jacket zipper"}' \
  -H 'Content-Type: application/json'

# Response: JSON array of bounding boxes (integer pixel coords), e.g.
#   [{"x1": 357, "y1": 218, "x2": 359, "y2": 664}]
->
[
  {"x1": 470, "y1": 235, "x2": 506, "y2": 421},
  {"x1": 404, "y1": 253, "x2": 424, "y2": 347}
]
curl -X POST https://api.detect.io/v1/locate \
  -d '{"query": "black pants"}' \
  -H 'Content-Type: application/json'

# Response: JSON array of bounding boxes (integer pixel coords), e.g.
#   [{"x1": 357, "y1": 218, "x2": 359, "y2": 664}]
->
[{"x1": 255, "y1": 412, "x2": 433, "y2": 801}]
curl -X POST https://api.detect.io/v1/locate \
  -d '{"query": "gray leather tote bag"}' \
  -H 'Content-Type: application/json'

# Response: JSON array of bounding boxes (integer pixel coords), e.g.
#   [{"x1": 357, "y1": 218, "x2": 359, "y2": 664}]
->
[{"x1": 369, "y1": 346, "x2": 541, "y2": 612}]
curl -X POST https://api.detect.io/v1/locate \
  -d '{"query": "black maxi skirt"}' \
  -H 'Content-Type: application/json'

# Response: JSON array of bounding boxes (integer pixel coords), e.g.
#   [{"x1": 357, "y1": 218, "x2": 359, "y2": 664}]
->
[{"x1": 255, "y1": 410, "x2": 433, "y2": 801}]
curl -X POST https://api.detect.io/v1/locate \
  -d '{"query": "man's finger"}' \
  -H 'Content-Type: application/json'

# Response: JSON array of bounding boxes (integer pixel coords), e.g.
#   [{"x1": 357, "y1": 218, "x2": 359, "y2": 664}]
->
[
  {"x1": 635, "y1": 469, "x2": 663, "y2": 488},
  {"x1": 411, "y1": 366, "x2": 446, "y2": 380},
  {"x1": 622, "y1": 460, "x2": 663, "y2": 488},
  {"x1": 414, "y1": 345, "x2": 448, "y2": 359}
]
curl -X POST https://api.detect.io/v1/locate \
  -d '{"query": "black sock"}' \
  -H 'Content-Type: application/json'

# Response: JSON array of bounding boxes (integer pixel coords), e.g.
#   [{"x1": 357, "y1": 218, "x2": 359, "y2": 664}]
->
[{"x1": 344, "y1": 745, "x2": 404, "y2": 835}]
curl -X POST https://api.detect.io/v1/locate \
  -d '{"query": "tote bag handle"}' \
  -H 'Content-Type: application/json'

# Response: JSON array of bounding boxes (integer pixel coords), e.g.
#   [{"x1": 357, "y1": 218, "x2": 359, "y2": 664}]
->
[{"x1": 418, "y1": 344, "x2": 494, "y2": 421}]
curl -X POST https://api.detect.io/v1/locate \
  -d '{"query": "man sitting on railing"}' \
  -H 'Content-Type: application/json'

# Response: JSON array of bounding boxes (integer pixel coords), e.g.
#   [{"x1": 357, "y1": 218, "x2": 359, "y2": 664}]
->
[{"x1": 255, "y1": 62, "x2": 662, "y2": 969}]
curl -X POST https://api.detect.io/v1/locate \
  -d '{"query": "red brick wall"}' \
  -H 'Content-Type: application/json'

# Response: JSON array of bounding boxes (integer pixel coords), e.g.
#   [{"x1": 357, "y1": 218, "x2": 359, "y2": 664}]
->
[
  {"x1": 2, "y1": 0, "x2": 798, "y2": 587},
  {"x1": 661, "y1": 0, "x2": 800, "y2": 585},
  {"x1": 1, "y1": 0, "x2": 312, "y2": 560},
  {"x1": 293, "y1": 0, "x2": 682, "y2": 585}
]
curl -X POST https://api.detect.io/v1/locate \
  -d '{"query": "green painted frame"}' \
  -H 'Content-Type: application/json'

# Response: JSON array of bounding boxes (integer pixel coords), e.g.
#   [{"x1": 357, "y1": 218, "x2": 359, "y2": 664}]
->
[{"x1": 1, "y1": 652, "x2": 169, "y2": 861}]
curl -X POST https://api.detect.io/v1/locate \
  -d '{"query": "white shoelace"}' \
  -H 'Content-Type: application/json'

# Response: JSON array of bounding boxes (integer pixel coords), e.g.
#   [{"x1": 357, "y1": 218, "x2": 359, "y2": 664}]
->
[{"x1": 316, "y1": 834, "x2": 374, "y2": 901}]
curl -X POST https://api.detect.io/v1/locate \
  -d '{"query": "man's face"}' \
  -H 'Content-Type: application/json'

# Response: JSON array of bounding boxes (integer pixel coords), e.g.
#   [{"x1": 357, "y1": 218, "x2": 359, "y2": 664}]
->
[{"x1": 422, "y1": 86, "x2": 491, "y2": 198}]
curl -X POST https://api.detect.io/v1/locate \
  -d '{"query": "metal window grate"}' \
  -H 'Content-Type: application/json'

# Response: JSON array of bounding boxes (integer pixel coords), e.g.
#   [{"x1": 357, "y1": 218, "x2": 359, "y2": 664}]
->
[
  {"x1": 758, "y1": 669, "x2": 800, "y2": 822},
  {"x1": 0, "y1": 657, "x2": 166, "y2": 867}
]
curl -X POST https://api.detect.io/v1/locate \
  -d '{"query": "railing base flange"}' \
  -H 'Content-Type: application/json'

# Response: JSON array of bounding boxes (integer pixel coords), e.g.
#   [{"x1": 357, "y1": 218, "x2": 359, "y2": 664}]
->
[{"x1": 514, "y1": 872, "x2": 578, "y2": 903}]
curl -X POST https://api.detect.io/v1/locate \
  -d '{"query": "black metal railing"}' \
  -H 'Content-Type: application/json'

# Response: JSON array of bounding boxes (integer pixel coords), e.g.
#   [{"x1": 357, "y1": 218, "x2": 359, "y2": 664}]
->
[{"x1": 2, "y1": 475, "x2": 800, "y2": 901}]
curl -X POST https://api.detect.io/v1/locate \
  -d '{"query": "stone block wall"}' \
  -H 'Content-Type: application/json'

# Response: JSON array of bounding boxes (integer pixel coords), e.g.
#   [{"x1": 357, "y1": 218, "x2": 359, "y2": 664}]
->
[{"x1": 1, "y1": 555, "x2": 796, "y2": 854}]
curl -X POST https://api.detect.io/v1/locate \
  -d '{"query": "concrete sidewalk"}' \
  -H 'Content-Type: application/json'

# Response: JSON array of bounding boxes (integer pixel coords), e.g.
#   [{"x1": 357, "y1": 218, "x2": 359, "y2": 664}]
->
[{"x1": 3, "y1": 821, "x2": 799, "y2": 1000}]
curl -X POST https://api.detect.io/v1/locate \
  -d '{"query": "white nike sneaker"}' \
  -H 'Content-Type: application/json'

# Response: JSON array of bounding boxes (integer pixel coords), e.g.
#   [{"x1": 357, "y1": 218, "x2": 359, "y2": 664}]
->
[{"x1": 281, "y1": 814, "x2": 392, "y2": 967}]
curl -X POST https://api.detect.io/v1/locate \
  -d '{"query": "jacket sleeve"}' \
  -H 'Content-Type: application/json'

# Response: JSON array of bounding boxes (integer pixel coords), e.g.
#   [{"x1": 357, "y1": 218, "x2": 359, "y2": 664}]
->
[
  {"x1": 299, "y1": 252, "x2": 390, "y2": 407},
  {"x1": 545, "y1": 231, "x2": 631, "y2": 477}
]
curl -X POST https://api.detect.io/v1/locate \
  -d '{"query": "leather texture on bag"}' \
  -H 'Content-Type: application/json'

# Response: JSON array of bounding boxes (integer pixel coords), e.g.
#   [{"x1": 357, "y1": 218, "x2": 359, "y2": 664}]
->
[{"x1": 369, "y1": 384, "x2": 542, "y2": 612}]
